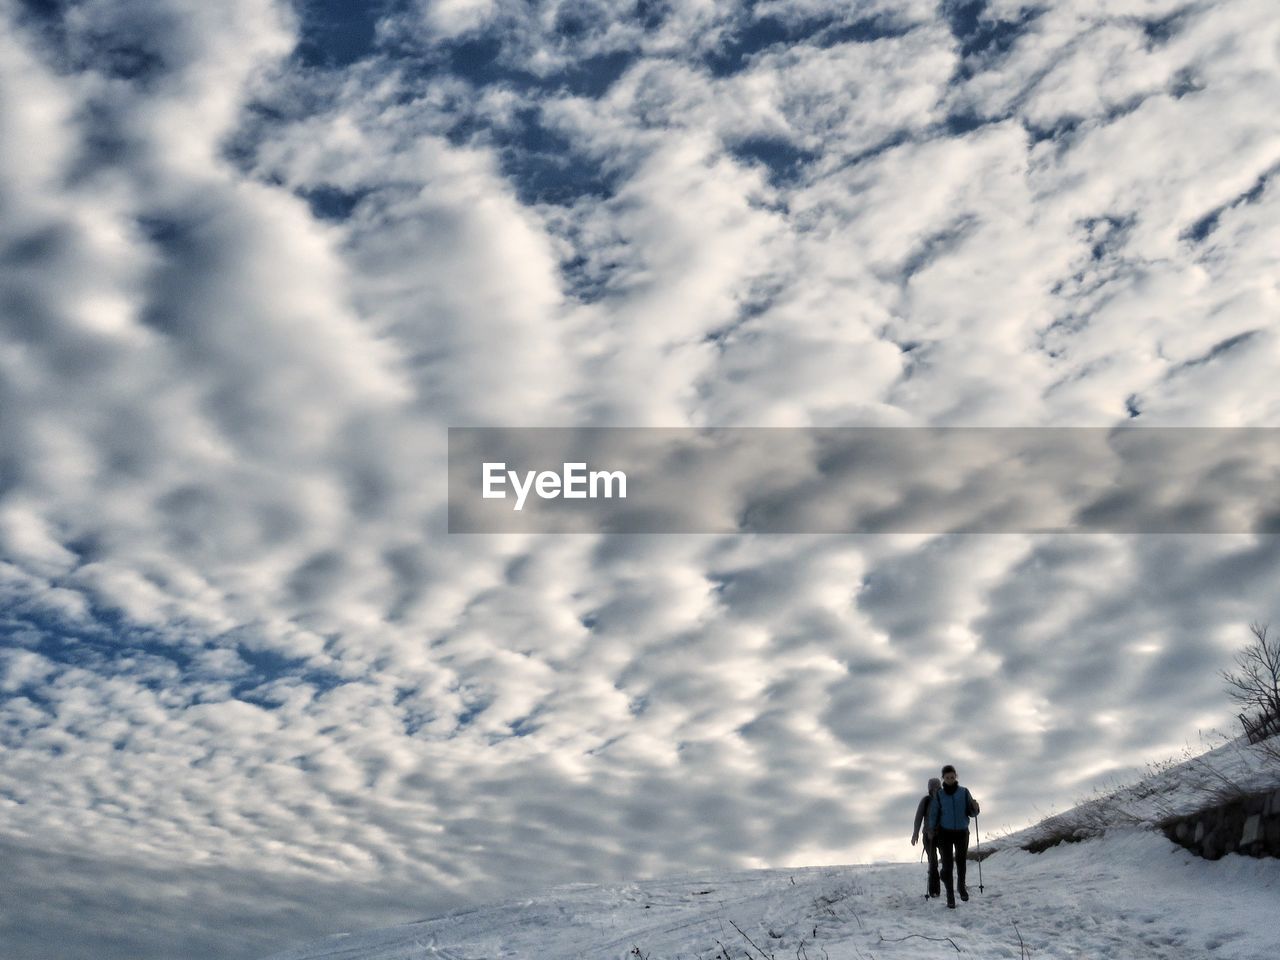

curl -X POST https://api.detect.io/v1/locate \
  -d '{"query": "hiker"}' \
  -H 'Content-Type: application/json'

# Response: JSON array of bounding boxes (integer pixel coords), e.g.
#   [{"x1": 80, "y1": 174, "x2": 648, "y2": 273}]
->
[
  {"x1": 911, "y1": 776, "x2": 941, "y2": 897},
  {"x1": 929, "y1": 764, "x2": 980, "y2": 909}
]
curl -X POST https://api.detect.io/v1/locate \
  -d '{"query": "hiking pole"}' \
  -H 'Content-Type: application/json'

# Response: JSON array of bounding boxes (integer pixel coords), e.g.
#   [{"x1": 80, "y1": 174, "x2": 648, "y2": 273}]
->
[{"x1": 975, "y1": 814, "x2": 985, "y2": 894}]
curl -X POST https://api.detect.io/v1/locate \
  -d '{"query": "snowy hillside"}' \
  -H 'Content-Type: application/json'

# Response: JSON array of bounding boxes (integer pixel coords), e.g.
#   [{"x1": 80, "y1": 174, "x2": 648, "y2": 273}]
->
[
  {"x1": 984, "y1": 735, "x2": 1280, "y2": 856},
  {"x1": 262, "y1": 736, "x2": 1280, "y2": 960},
  {"x1": 263, "y1": 829, "x2": 1279, "y2": 960}
]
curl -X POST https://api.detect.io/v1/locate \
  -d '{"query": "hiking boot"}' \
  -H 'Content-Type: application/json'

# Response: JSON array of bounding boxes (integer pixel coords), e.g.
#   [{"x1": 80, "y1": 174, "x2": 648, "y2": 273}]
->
[
  {"x1": 946, "y1": 896, "x2": 956, "y2": 909},
  {"x1": 959, "y1": 887, "x2": 969, "y2": 902}
]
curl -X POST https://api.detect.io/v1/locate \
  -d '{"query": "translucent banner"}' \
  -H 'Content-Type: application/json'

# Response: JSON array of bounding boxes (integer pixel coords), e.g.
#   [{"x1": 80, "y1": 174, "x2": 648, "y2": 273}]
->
[{"x1": 448, "y1": 427, "x2": 1280, "y2": 534}]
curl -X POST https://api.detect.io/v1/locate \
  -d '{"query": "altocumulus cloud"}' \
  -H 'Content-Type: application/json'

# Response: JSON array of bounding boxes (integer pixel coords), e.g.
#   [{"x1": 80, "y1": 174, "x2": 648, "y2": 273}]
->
[{"x1": 1, "y1": 0, "x2": 1280, "y2": 958}]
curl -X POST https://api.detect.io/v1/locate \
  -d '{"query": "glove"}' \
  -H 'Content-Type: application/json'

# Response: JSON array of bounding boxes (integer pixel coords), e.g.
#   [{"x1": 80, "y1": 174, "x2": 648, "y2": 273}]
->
[{"x1": 911, "y1": 833, "x2": 918, "y2": 845}]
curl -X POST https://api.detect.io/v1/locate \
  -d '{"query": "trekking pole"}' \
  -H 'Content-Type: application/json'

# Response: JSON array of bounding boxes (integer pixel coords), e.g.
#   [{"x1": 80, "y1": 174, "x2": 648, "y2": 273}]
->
[{"x1": 975, "y1": 815, "x2": 985, "y2": 894}]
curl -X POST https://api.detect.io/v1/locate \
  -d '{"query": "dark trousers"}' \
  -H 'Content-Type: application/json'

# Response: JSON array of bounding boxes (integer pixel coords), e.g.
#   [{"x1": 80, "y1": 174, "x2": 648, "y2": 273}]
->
[
  {"x1": 936, "y1": 828, "x2": 969, "y2": 897},
  {"x1": 925, "y1": 834, "x2": 940, "y2": 893}
]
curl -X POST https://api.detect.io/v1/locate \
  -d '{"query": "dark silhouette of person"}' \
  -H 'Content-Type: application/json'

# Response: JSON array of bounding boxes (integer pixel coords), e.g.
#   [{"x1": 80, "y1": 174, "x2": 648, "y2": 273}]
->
[{"x1": 911, "y1": 776, "x2": 941, "y2": 897}]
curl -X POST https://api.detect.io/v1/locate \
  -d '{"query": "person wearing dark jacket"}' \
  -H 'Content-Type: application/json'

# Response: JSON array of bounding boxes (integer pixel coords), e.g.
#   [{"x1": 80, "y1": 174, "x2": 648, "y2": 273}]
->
[
  {"x1": 928, "y1": 764, "x2": 980, "y2": 909},
  {"x1": 911, "y1": 776, "x2": 942, "y2": 897}
]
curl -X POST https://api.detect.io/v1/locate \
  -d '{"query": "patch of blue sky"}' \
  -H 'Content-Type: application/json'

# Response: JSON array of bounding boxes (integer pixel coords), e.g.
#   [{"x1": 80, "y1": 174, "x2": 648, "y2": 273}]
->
[
  {"x1": 277, "y1": 3, "x2": 921, "y2": 217},
  {"x1": 11, "y1": 2, "x2": 175, "y2": 85},
  {"x1": 297, "y1": 185, "x2": 373, "y2": 222},
  {"x1": 0, "y1": 448, "x2": 17, "y2": 499},
  {"x1": 1169, "y1": 330, "x2": 1263, "y2": 372},
  {"x1": 1139, "y1": 6, "x2": 1194, "y2": 49},
  {"x1": 704, "y1": 9, "x2": 913, "y2": 78},
  {"x1": 552, "y1": 50, "x2": 637, "y2": 98},
  {"x1": 490, "y1": 108, "x2": 621, "y2": 207},
  {"x1": 702, "y1": 277, "x2": 786, "y2": 350},
  {"x1": 228, "y1": 644, "x2": 347, "y2": 706},
  {"x1": 0, "y1": 610, "x2": 183, "y2": 725},
  {"x1": 726, "y1": 136, "x2": 819, "y2": 186},
  {"x1": 830, "y1": 128, "x2": 916, "y2": 173},
  {"x1": 374, "y1": 19, "x2": 638, "y2": 99},
  {"x1": 12, "y1": 0, "x2": 61, "y2": 21},
  {"x1": 89, "y1": 40, "x2": 169, "y2": 82},
  {"x1": 1169, "y1": 67, "x2": 1204, "y2": 100},
  {"x1": 439, "y1": 33, "x2": 533, "y2": 88},
  {"x1": 1, "y1": 606, "x2": 177, "y2": 666},
  {"x1": 942, "y1": 0, "x2": 1042, "y2": 81},
  {"x1": 0, "y1": 606, "x2": 345, "y2": 716},
  {"x1": 944, "y1": 0, "x2": 1038, "y2": 56},
  {"x1": 1020, "y1": 92, "x2": 1155, "y2": 152},
  {"x1": 1023, "y1": 114, "x2": 1083, "y2": 145},
  {"x1": 400, "y1": 709, "x2": 434, "y2": 736},
  {"x1": 270, "y1": 3, "x2": 1037, "y2": 233},
  {"x1": 1181, "y1": 164, "x2": 1280, "y2": 244},
  {"x1": 274, "y1": 14, "x2": 634, "y2": 211},
  {"x1": 9, "y1": 0, "x2": 71, "y2": 64},
  {"x1": 394, "y1": 686, "x2": 436, "y2": 736},
  {"x1": 455, "y1": 692, "x2": 493, "y2": 731},
  {"x1": 505, "y1": 712, "x2": 541, "y2": 739},
  {"x1": 554, "y1": 233, "x2": 632, "y2": 304},
  {"x1": 898, "y1": 215, "x2": 979, "y2": 281},
  {"x1": 941, "y1": 112, "x2": 993, "y2": 136},
  {"x1": 586, "y1": 734, "x2": 623, "y2": 756},
  {"x1": 1081, "y1": 215, "x2": 1135, "y2": 263},
  {"x1": 294, "y1": 0, "x2": 400, "y2": 68}
]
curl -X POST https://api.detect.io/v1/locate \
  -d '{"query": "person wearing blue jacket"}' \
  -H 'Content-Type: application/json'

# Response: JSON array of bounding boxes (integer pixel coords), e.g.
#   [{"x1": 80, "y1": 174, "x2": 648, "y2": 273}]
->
[{"x1": 928, "y1": 764, "x2": 980, "y2": 908}]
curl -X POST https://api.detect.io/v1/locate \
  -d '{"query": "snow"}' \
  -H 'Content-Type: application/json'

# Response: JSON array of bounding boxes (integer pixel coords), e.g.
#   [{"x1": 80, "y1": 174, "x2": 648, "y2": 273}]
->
[
  {"x1": 262, "y1": 828, "x2": 1280, "y2": 960},
  {"x1": 985, "y1": 736, "x2": 1280, "y2": 856},
  {"x1": 263, "y1": 736, "x2": 1280, "y2": 960}
]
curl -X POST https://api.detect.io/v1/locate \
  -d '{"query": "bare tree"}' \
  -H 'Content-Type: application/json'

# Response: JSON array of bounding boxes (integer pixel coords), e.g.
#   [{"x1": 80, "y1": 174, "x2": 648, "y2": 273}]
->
[{"x1": 1222, "y1": 622, "x2": 1280, "y2": 741}]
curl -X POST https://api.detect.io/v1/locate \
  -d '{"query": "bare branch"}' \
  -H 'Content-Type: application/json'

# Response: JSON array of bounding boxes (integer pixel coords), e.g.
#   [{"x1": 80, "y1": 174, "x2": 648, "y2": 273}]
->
[
  {"x1": 878, "y1": 932, "x2": 960, "y2": 952},
  {"x1": 1222, "y1": 622, "x2": 1280, "y2": 738},
  {"x1": 729, "y1": 919, "x2": 775, "y2": 960}
]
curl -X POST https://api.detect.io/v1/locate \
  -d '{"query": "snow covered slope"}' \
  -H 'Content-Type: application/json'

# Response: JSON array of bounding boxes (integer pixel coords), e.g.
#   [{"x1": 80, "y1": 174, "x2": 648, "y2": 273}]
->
[
  {"x1": 263, "y1": 736, "x2": 1280, "y2": 960},
  {"x1": 985, "y1": 736, "x2": 1280, "y2": 856},
  {"x1": 263, "y1": 828, "x2": 1280, "y2": 960}
]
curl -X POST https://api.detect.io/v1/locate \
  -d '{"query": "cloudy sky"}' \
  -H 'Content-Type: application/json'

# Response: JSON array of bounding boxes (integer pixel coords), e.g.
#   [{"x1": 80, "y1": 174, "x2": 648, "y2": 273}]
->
[{"x1": 1, "y1": 0, "x2": 1278, "y2": 957}]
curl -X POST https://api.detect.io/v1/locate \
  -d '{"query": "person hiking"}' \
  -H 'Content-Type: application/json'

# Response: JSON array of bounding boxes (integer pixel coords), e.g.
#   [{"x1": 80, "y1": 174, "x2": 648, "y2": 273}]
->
[
  {"x1": 928, "y1": 764, "x2": 980, "y2": 909},
  {"x1": 911, "y1": 776, "x2": 942, "y2": 897}
]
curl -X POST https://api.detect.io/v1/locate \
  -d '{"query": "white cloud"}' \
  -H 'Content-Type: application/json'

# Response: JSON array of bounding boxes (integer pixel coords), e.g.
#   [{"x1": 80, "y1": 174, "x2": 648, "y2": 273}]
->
[
  {"x1": 420, "y1": 0, "x2": 499, "y2": 39},
  {"x1": 3, "y1": 1, "x2": 1280, "y2": 958}
]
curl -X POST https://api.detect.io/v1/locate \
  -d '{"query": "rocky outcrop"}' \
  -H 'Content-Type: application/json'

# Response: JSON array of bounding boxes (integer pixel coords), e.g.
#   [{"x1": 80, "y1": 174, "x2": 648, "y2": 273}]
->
[{"x1": 1162, "y1": 787, "x2": 1280, "y2": 860}]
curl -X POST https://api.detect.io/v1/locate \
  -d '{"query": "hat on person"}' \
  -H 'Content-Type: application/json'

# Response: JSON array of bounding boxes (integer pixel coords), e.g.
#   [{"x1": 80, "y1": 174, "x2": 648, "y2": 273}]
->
[{"x1": 928, "y1": 777, "x2": 941, "y2": 793}]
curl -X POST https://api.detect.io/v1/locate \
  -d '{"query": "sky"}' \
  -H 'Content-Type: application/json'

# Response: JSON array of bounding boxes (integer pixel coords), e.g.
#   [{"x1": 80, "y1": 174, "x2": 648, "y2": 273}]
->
[{"x1": 0, "y1": 0, "x2": 1278, "y2": 958}]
